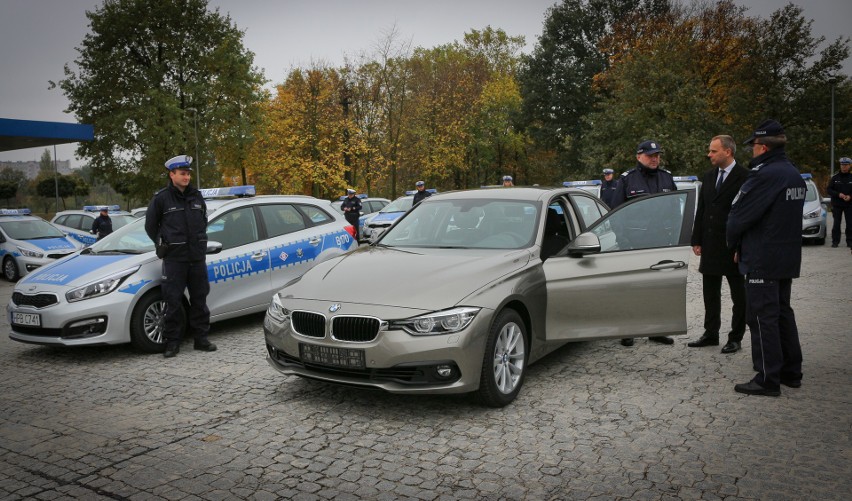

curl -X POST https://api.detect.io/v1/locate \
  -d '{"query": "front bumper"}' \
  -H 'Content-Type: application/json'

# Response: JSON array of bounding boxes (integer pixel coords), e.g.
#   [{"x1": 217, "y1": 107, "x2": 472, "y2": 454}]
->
[
  {"x1": 263, "y1": 306, "x2": 493, "y2": 395},
  {"x1": 802, "y1": 216, "x2": 826, "y2": 239}
]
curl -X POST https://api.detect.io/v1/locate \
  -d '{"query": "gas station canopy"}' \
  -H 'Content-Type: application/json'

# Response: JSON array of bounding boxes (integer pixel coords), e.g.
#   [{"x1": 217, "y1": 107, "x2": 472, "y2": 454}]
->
[{"x1": 0, "y1": 118, "x2": 94, "y2": 152}]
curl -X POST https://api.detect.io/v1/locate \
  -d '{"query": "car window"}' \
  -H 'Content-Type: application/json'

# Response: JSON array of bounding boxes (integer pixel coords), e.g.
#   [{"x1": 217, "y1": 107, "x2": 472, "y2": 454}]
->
[
  {"x1": 296, "y1": 204, "x2": 333, "y2": 225},
  {"x1": 571, "y1": 194, "x2": 604, "y2": 229},
  {"x1": 259, "y1": 204, "x2": 307, "y2": 238},
  {"x1": 381, "y1": 197, "x2": 413, "y2": 213},
  {"x1": 804, "y1": 180, "x2": 819, "y2": 202},
  {"x1": 111, "y1": 215, "x2": 137, "y2": 229},
  {"x1": 91, "y1": 219, "x2": 154, "y2": 253},
  {"x1": 80, "y1": 215, "x2": 95, "y2": 230},
  {"x1": 0, "y1": 219, "x2": 67, "y2": 240},
  {"x1": 589, "y1": 192, "x2": 687, "y2": 252},
  {"x1": 64, "y1": 214, "x2": 84, "y2": 230},
  {"x1": 54, "y1": 215, "x2": 67, "y2": 226},
  {"x1": 208, "y1": 207, "x2": 259, "y2": 250}
]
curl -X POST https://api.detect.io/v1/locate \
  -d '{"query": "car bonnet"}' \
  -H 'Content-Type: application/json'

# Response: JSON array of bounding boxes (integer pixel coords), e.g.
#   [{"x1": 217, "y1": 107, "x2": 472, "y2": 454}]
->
[
  {"x1": 17, "y1": 253, "x2": 151, "y2": 290},
  {"x1": 280, "y1": 245, "x2": 531, "y2": 310}
]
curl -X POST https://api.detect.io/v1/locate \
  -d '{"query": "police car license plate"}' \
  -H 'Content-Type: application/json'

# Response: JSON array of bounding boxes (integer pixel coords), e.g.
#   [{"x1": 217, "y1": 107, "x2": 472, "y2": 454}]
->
[
  {"x1": 299, "y1": 343, "x2": 365, "y2": 369},
  {"x1": 11, "y1": 312, "x2": 41, "y2": 327}
]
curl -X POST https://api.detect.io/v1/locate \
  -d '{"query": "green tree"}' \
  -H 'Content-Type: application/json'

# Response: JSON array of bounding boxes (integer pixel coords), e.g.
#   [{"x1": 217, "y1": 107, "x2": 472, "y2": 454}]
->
[
  {"x1": 53, "y1": 0, "x2": 265, "y2": 202},
  {"x1": 34, "y1": 174, "x2": 76, "y2": 211},
  {"x1": 38, "y1": 149, "x2": 53, "y2": 175},
  {"x1": 0, "y1": 182, "x2": 17, "y2": 206}
]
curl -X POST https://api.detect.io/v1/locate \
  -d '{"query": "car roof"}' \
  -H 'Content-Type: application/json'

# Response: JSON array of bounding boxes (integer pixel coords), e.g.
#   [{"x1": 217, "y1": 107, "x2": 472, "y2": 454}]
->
[
  {"x1": 426, "y1": 186, "x2": 571, "y2": 203},
  {"x1": 54, "y1": 209, "x2": 132, "y2": 216},
  {"x1": 206, "y1": 194, "x2": 331, "y2": 213}
]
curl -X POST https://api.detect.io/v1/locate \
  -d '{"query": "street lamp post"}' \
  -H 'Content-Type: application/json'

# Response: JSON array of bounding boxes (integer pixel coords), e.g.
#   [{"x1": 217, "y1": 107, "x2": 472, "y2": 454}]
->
[
  {"x1": 186, "y1": 107, "x2": 201, "y2": 190},
  {"x1": 829, "y1": 78, "x2": 836, "y2": 179}
]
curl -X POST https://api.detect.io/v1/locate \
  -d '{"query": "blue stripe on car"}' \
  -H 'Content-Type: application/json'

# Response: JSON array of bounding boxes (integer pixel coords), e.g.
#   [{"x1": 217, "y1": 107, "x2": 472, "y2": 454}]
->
[
  {"x1": 21, "y1": 254, "x2": 133, "y2": 285},
  {"x1": 27, "y1": 238, "x2": 77, "y2": 251}
]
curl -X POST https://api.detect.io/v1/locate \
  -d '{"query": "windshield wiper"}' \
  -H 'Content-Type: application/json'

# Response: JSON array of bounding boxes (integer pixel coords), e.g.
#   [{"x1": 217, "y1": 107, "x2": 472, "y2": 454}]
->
[{"x1": 97, "y1": 249, "x2": 145, "y2": 255}]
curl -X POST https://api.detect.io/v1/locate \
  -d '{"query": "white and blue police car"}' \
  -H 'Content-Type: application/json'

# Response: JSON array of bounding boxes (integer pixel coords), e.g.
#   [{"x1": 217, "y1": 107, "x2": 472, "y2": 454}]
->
[
  {"x1": 801, "y1": 173, "x2": 827, "y2": 245},
  {"x1": 0, "y1": 209, "x2": 83, "y2": 281},
  {"x1": 361, "y1": 193, "x2": 427, "y2": 243},
  {"x1": 331, "y1": 193, "x2": 390, "y2": 241},
  {"x1": 52, "y1": 205, "x2": 137, "y2": 246},
  {"x1": 8, "y1": 187, "x2": 359, "y2": 352}
]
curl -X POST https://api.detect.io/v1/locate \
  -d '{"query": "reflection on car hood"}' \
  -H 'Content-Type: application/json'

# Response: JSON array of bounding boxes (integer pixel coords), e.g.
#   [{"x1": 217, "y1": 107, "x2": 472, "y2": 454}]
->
[
  {"x1": 283, "y1": 245, "x2": 530, "y2": 310},
  {"x1": 18, "y1": 253, "x2": 152, "y2": 288}
]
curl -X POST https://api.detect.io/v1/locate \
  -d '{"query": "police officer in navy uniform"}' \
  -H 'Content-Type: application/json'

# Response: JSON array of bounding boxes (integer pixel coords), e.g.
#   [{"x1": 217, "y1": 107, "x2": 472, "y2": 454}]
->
[
  {"x1": 600, "y1": 168, "x2": 617, "y2": 207},
  {"x1": 688, "y1": 135, "x2": 748, "y2": 354},
  {"x1": 340, "y1": 188, "x2": 362, "y2": 239},
  {"x1": 612, "y1": 140, "x2": 676, "y2": 346},
  {"x1": 145, "y1": 155, "x2": 216, "y2": 358},
  {"x1": 727, "y1": 120, "x2": 805, "y2": 396},
  {"x1": 412, "y1": 180, "x2": 431, "y2": 205},
  {"x1": 91, "y1": 207, "x2": 113, "y2": 241},
  {"x1": 826, "y1": 156, "x2": 852, "y2": 248}
]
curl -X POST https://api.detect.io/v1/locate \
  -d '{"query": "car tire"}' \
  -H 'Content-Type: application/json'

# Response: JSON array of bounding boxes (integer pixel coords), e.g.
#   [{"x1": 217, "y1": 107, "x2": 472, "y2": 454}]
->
[
  {"x1": 3, "y1": 256, "x2": 20, "y2": 282},
  {"x1": 476, "y1": 308, "x2": 527, "y2": 408},
  {"x1": 130, "y1": 290, "x2": 185, "y2": 353}
]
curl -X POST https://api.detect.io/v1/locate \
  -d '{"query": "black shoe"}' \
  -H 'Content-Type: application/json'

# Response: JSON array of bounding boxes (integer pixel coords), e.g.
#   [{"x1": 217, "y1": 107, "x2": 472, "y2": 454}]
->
[
  {"x1": 649, "y1": 336, "x2": 674, "y2": 345},
  {"x1": 780, "y1": 378, "x2": 802, "y2": 388},
  {"x1": 193, "y1": 340, "x2": 217, "y2": 352},
  {"x1": 734, "y1": 380, "x2": 780, "y2": 397},
  {"x1": 620, "y1": 338, "x2": 634, "y2": 347},
  {"x1": 831, "y1": 243, "x2": 839, "y2": 247},
  {"x1": 721, "y1": 341, "x2": 741, "y2": 354},
  {"x1": 163, "y1": 342, "x2": 180, "y2": 358},
  {"x1": 688, "y1": 334, "x2": 719, "y2": 347}
]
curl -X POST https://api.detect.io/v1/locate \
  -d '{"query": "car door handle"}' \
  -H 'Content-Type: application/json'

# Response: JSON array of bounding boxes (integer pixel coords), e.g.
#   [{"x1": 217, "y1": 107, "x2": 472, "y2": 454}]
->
[
  {"x1": 309, "y1": 237, "x2": 321, "y2": 245},
  {"x1": 650, "y1": 260, "x2": 686, "y2": 270},
  {"x1": 251, "y1": 251, "x2": 267, "y2": 261}
]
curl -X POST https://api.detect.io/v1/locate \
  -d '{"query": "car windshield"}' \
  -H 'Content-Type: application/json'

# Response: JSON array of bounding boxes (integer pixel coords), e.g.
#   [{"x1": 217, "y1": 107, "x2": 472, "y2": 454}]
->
[
  {"x1": 88, "y1": 218, "x2": 154, "y2": 254},
  {"x1": 379, "y1": 198, "x2": 539, "y2": 249},
  {"x1": 0, "y1": 219, "x2": 67, "y2": 240},
  {"x1": 111, "y1": 214, "x2": 138, "y2": 229},
  {"x1": 381, "y1": 197, "x2": 413, "y2": 213}
]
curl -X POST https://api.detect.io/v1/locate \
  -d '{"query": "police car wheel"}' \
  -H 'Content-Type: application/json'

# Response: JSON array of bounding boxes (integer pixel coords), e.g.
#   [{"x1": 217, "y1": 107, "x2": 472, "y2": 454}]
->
[
  {"x1": 3, "y1": 257, "x2": 20, "y2": 282},
  {"x1": 476, "y1": 308, "x2": 527, "y2": 408},
  {"x1": 130, "y1": 290, "x2": 185, "y2": 353}
]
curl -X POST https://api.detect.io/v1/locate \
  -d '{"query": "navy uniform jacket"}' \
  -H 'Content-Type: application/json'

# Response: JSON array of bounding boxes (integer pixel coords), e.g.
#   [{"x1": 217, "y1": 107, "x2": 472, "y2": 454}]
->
[
  {"x1": 726, "y1": 148, "x2": 805, "y2": 279},
  {"x1": 826, "y1": 171, "x2": 852, "y2": 208},
  {"x1": 340, "y1": 196, "x2": 362, "y2": 223},
  {"x1": 412, "y1": 189, "x2": 431, "y2": 205},
  {"x1": 609, "y1": 164, "x2": 677, "y2": 208},
  {"x1": 691, "y1": 163, "x2": 748, "y2": 276},
  {"x1": 600, "y1": 179, "x2": 618, "y2": 207},
  {"x1": 91, "y1": 214, "x2": 113, "y2": 238},
  {"x1": 145, "y1": 182, "x2": 208, "y2": 262}
]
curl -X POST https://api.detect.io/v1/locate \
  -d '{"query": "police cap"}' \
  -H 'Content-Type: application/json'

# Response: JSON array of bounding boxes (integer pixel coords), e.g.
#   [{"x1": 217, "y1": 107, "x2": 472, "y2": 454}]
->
[
  {"x1": 840, "y1": 157, "x2": 851, "y2": 164},
  {"x1": 636, "y1": 140, "x2": 663, "y2": 155},
  {"x1": 744, "y1": 119, "x2": 784, "y2": 145},
  {"x1": 415, "y1": 180, "x2": 425, "y2": 187},
  {"x1": 602, "y1": 168, "x2": 614, "y2": 174},
  {"x1": 165, "y1": 155, "x2": 193, "y2": 170},
  {"x1": 346, "y1": 188, "x2": 356, "y2": 195},
  {"x1": 502, "y1": 175, "x2": 513, "y2": 182}
]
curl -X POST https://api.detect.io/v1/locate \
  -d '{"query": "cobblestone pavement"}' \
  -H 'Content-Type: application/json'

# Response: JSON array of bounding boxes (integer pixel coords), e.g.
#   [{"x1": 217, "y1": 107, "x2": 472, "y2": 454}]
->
[{"x1": 1, "y1": 238, "x2": 849, "y2": 500}]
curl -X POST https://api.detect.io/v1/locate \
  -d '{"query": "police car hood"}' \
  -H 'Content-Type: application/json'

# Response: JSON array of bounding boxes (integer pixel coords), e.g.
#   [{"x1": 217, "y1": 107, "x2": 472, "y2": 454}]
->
[
  {"x1": 18, "y1": 252, "x2": 154, "y2": 289},
  {"x1": 282, "y1": 245, "x2": 531, "y2": 310},
  {"x1": 368, "y1": 211, "x2": 405, "y2": 225}
]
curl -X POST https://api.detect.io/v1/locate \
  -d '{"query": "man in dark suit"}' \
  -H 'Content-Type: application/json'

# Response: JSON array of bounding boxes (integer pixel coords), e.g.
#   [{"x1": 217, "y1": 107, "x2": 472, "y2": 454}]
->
[{"x1": 688, "y1": 135, "x2": 748, "y2": 354}]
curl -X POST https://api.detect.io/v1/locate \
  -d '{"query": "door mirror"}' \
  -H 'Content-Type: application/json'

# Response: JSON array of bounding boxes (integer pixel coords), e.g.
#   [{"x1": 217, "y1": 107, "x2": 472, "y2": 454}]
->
[
  {"x1": 567, "y1": 232, "x2": 601, "y2": 257},
  {"x1": 206, "y1": 241, "x2": 223, "y2": 255}
]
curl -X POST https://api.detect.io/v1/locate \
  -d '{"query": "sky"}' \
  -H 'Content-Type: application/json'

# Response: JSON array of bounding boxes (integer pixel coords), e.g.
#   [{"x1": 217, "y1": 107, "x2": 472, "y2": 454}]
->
[{"x1": 1, "y1": 0, "x2": 849, "y2": 167}]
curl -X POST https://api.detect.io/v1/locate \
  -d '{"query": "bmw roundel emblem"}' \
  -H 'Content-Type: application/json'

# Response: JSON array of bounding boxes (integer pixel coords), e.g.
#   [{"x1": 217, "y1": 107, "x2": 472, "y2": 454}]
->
[{"x1": 329, "y1": 303, "x2": 341, "y2": 313}]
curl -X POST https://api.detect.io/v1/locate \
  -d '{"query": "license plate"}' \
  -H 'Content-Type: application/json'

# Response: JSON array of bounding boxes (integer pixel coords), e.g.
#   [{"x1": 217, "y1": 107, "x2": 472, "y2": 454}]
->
[
  {"x1": 11, "y1": 312, "x2": 41, "y2": 327},
  {"x1": 299, "y1": 343, "x2": 365, "y2": 369}
]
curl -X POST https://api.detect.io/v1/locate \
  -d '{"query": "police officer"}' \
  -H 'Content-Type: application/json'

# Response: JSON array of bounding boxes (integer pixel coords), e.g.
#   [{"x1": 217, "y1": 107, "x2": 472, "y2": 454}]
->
[
  {"x1": 612, "y1": 140, "x2": 676, "y2": 346},
  {"x1": 502, "y1": 175, "x2": 514, "y2": 187},
  {"x1": 145, "y1": 155, "x2": 216, "y2": 358},
  {"x1": 91, "y1": 207, "x2": 113, "y2": 241},
  {"x1": 412, "y1": 180, "x2": 431, "y2": 205},
  {"x1": 727, "y1": 119, "x2": 805, "y2": 396},
  {"x1": 826, "y1": 156, "x2": 852, "y2": 248},
  {"x1": 600, "y1": 168, "x2": 617, "y2": 207},
  {"x1": 340, "y1": 188, "x2": 362, "y2": 239}
]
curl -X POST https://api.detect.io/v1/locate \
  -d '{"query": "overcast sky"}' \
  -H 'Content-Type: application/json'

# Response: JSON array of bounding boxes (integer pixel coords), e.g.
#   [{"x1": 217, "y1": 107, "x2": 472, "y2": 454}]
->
[{"x1": 1, "y1": 0, "x2": 849, "y2": 166}]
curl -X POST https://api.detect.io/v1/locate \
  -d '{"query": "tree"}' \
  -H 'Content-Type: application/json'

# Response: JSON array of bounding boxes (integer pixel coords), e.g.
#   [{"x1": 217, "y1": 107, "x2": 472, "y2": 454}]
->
[
  {"x1": 39, "y1": 149, "x2": 54, "y2": 175},
  {"x1": 53, "y1": 0, "x2": 265, "y2": 202},
  {"x1": 0, "y1": 167, "x2": 27, "y2": 205},
  {"x1": 34, "y1": 174, "x2": 76, "y2": 211},
  {"x1": 0, "y1": 182, "x2": 17, "y2": 206}
]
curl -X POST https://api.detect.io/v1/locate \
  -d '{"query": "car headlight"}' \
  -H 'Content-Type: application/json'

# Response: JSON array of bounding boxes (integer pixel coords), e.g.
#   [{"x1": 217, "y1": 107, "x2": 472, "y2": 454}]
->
[
  {"x1": 803, "y1": 209, "x2": 822, "y2": 220},
  {"x1": 266, "y1": 294, "x2": 290, "y2": 323},
  {"x1": 391, "y1": 307, "x2": 480, "y2": 335},
  {"x1": 17, "y1": 246, "x2": 44, "y2": 258},
  {"x1": 65, "y1": 266, "x2": 140, "y2": 303}
]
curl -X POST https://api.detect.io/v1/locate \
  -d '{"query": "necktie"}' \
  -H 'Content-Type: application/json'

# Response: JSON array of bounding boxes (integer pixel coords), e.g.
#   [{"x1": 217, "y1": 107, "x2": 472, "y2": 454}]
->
[{"x1": 716, "y1": 169, "x2": 725, "y2": 192}]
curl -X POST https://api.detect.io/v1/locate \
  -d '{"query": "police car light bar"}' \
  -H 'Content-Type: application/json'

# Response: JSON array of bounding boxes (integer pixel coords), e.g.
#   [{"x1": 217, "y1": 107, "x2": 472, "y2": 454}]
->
[
  {"x1": 83, "y1": 205, "x2": 121, "y2": 212},
  {"x1": 673, "y1": 176, "x2": 699, "y2": 182},
  {"x1": 563, "y1": 180, "x2": 602, "y2": 187},
  {"x1": 338, "y1": 193, "x2": 369, "y2": 201},
  {"x1": 0, "y1": 208, "x2": 31, "y2": 215},
  {"x1": 800, "y1": 173, "x2": 813, "y2": 179},
  {"x1": 200, "y1": 185, "x2": 256, "y2": 198}
]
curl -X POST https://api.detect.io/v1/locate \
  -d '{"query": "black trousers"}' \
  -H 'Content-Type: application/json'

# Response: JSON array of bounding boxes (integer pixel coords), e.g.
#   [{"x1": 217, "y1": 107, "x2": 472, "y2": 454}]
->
[
  {"x1": 831, "y1": 205, "x2": 852, "y2": 246},
  {"x1": 701, "y1": 273, "x2": 746, "y2": 342},
  {"x1": 745, "y1": 277, "x2": 803, "y2": 390},
  {"x1": 161, "y1": 260, "x2": 210, "y2": 343},
  {"x1": 345, "y1": 213, "x2": 360, "y2": 239}
]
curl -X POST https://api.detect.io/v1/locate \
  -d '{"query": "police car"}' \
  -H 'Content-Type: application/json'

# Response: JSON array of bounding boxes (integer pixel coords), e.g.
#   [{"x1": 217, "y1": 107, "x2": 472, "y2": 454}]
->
[
  {"x1": 0, "y1": 209, "x2": 83, "y2": 281},
  {"x1": 8, "y1": 187, "x2": 359, "y2": 352},
  {"x1": 562, "y1": 180, "x2": 602, "y2": 198},
  {"x1": 362, "y1": 194, "x2": 416, "y2": 242},
  {"x1": 801, "y1": 173, "x2": 827, "y2": 245},
  {"x1": 52, "y1": 206, "x2": 137, "y2": 246},
  {"x1": 129, "y1": 207, "x2": 147, "y2": 218}
]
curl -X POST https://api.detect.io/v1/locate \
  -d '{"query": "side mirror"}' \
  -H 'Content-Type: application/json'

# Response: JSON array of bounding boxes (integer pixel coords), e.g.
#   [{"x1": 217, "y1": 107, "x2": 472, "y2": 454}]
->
[
  {"x1": 822, "y1": 197, "x2": 831, "y2": 205},
  {"x1": 567, "y1": 232, "x2": 601, "y2": 257},
  {"x1": 206, "y1": 241, "x2": 223, "y2": 255}
]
